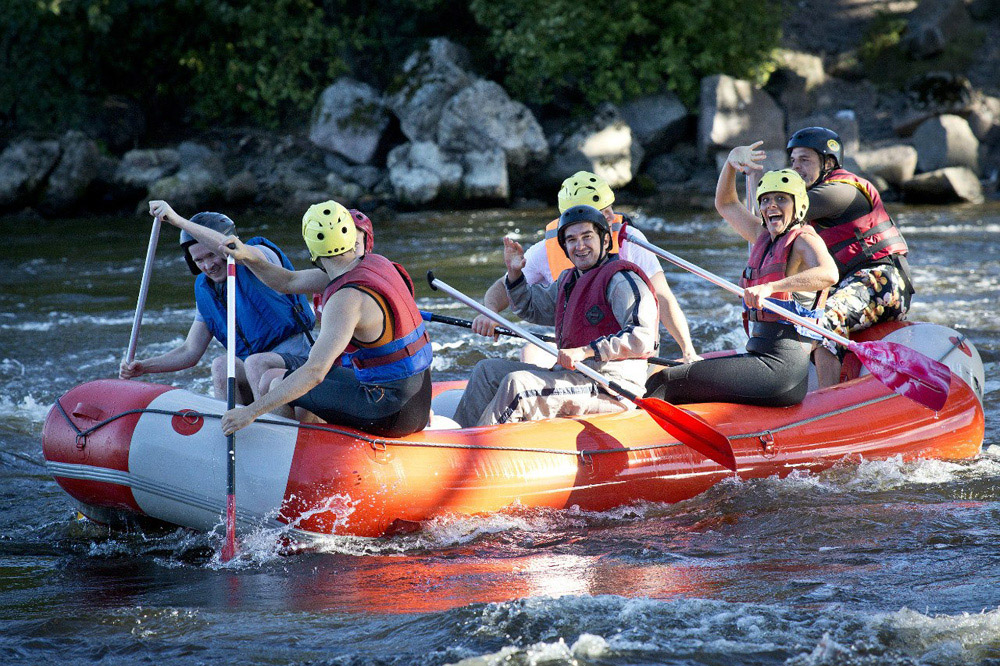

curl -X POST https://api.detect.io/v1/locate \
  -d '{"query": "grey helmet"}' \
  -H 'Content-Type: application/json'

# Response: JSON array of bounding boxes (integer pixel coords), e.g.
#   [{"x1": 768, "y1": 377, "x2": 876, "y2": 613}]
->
[{"x1": 179, "y1": 212, "x2": 236, "y2": 275}]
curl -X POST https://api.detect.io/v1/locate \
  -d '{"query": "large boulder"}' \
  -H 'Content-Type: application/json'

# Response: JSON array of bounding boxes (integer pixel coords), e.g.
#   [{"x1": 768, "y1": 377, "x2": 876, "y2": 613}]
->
[
  {"x1": 0, "y1": 139, "x2": 61, "y2": 209},
  {"x1": 545, "y1": 104, "x2": 643, "y2": 189},
  {"x1": 904, "y1": 0, "x2": 974, "y2": 59},
  {"x1": 460, "y1": 149, "x2": 509, "y2": 202},
  {"x1": 39, "y1": 131, "x2": 102, "y2": 214},
  {"x1": 902, "y1": 167, "x2": 984, "y2": 204},
  {"x1": 912, "y1": 114, "x2": 980, "y2": 174},
  {"x1": 146, "y1": 143, "x2": 225, "y2": 211},
  {"x1": 387, "y1": 141, "x2": 462, "y2": 206},
  {"x1": 853, "y1": 145, "x2": 919, "y2": 188},
  {"x1": 309, "y1": 78, "x2": 390, "y2": 165},
  {"x1": 620, "y1": 92, "x2": 690, "y2": 155},
  {"x1": 437, "y1": 80, "x2": 549, "y2": 172},
  {"x1": 698, "y1": 75, "x2": 785, "y2": 162},
  {"x1": 114, "y1": 149, "x2": 182, "y2": 191},
  {"x1": 388, "y1": 38, "x2": 475, "y2": 143}
]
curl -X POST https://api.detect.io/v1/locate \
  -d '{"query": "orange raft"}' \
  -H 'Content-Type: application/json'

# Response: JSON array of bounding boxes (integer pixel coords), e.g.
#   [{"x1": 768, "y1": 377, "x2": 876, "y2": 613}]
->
[{"x1": 42, "y1": 322, "x2": 985, "y2": 541}]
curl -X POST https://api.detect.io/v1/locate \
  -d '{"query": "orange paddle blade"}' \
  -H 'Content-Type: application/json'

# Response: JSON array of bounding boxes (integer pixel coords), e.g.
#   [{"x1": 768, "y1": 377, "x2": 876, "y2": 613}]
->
[{"x1": 635, "y1": 397, "x2": 737, "y2": 471}]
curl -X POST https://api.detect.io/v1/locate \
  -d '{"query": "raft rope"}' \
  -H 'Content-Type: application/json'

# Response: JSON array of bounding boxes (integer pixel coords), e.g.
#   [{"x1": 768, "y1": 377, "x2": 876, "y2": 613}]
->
[{"x1": 52, "y1": 334, "x2": 968, "y2": 464}]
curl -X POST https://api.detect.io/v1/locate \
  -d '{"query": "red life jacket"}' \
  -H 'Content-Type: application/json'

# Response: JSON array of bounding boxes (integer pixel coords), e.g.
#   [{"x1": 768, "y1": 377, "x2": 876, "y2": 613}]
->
[
  {"x1": 811, "y1": 168, "x2": 908, "y2": 277},
  {"x1": 543, "y1": 213, "x2": 626, "y2": 282},
  {"x1": 321, "y1": 254, "x2": 431, "y2": 383},
  {"x1": 554, "y1": 257, "x2": 654, "y2": 350},
  {"x1": 740, "y1": 225, "x2": 825, "y2": 326}
]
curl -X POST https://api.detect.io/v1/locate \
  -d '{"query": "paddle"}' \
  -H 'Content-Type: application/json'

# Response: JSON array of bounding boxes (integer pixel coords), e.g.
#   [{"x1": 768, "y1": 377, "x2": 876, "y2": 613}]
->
[
  {"x1": 420, "y1": 310, "x2": 681, "y2": 367},
  {"x1": 124, "y1": 216, "x2": 162, "y2": 364},
  {"x1": 427, "y1": 272, "x2": 736, "y2": 471},
  {"x1": 625, "y1": 233, "x2": 952, "y2": 412},
  {"x1": 221, "y1": 253, "x2": 238, "y2": 562}
]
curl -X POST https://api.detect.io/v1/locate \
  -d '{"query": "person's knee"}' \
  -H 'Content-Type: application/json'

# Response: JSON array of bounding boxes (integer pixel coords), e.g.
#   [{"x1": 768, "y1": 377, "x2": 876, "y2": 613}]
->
[{"x1": 210, "y1": 355, "x2": 227, "y2": 383}]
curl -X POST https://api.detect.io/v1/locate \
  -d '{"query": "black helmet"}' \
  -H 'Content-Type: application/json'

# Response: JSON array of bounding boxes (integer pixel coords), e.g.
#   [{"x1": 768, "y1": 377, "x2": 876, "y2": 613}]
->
[
  {"x1": 557, "y1": 205, "x2": 611, "y2": 260},
  {"x1": 787, "y1": 126, "x2": 843, "y2": 170},
  {"x1": 179, "y1": 212, "x2": 236, "y2": 275}
]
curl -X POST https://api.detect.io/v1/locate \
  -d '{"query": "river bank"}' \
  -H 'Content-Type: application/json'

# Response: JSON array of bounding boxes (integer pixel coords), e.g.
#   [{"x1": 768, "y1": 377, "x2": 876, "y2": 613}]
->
[{"x1": 1, "y1": 1, "x2": 998, "y2": 221}]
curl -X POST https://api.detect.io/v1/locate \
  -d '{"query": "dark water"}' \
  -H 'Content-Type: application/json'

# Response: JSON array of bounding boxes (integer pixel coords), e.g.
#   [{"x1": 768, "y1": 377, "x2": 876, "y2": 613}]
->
[{"x1": 1, "y1": 203, "x2": 998, "y2": 665}]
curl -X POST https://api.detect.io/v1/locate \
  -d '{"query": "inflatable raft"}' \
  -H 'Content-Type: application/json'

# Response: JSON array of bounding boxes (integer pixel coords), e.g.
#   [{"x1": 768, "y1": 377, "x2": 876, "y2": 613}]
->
[{"x1": 42, "y1": 321, "x2": 985, "y2": 541}]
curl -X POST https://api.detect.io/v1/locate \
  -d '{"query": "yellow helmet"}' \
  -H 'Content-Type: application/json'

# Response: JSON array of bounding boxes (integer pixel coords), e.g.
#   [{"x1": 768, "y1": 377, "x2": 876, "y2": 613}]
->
[
  {"x1": 302, "y1": 200, "x2": 357, "y2": 262},
  {"x1": 757, "y1": 169, "x2": 809, "y2": 222},
  {"x1": 557, "y1": 171, "x2": 614, "y2": 213}
]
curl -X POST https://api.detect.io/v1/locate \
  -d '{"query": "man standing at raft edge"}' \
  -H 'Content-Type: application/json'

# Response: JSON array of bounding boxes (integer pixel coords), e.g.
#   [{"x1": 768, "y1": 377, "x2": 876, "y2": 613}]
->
[
  {"x1": 453, "y1": 204, "x2": 658, "y2": 427},
  {"x1": 120, "y1": 201, "x2": 315, "y2": 405},
  {"x1": 470, "y1": 171, "x2": 700, "y2": 365},
  {"x1": 220, "y1": 201, "x2": 433, "y2": 438},
  {"x1": 784, "y1": 127, "x2": 914, "y2": 387}
]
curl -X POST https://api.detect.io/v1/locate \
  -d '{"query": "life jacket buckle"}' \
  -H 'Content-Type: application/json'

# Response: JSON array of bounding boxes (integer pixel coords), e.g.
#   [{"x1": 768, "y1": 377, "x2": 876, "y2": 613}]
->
[{"x1": 759, "y1": 431, "x2": 776, "y2": 457}]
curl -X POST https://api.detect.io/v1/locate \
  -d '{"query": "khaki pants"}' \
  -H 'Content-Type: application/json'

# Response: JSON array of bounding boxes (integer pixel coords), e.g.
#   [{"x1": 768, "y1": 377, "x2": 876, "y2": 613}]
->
[{"x1": 453, "y1": 358, "x2": 631, "y2": 428}]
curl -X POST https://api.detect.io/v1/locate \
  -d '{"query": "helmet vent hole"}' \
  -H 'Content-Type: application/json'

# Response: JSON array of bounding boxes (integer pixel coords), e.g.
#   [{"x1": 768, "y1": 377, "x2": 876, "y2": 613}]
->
[
  {"x1": 323, "y1": 209, "x2": 331, "y2": 215},
  {"x1": 341, "y1": 226, "x2": 348, "y2": 234},
  {"x1": 317, "y1": 233, "x2": 325, "y2": 240}
]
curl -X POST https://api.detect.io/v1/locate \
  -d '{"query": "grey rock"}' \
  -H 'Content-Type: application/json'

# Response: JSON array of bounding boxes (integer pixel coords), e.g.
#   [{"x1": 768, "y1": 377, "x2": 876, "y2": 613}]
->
[
  {"x1": 341, "y1": 165, "x2": 385, "y2": 190},
  {"x1": 437, "y1": 80, "x2": 549, "y2": 171},
  {"x1": 224, "y1": 170, "x2": 258, "y2": 204},
  {"x1": 773, "y1": 50, "x2": 826, "y2": 91},
  {"x1": 853, "y1": 145, "x2": 919, "y2": 187},
  {"x1": 309, "y1": 78, "x2": 389, "y2": 165},
  {"x1": 698, "y1": 75, "x2": 785, "y2": 159},
  {"x1": 912, "y1": 114, "x2": 980, "y2": 174},
  {"x1": 389, "y1": 38, "x2": 475, "y2": 143},
  {"x1": 147, "y1": 160, "x2": 225, "y2": 211},
  {"x1": 902, "y1": 167, "x2": 984, "y2": 204},
  {"x1": 0, "y1": 139, "x2": 61, "y2": 209},
  {"x1": 904, "y1": 0, "x2": 973, "y2": 59},
  {"x1": 620, "y1": 92, "x2": 689, "y2": 154},
  {"x1": 387, "y1": 142, "x2": 462, "y2": 206},
  {"x1": 460, "y1": 150, "x2": 509, "y2": 202},
  {"x1": 115, "y1": 149, "x2": 181, "y2": 189},
  {"x1": 39, "y1": 131, "x2": 101, "y2": 214},
  {"x1": 545, "y1": 104, "x2": 643, "y2": 188}
]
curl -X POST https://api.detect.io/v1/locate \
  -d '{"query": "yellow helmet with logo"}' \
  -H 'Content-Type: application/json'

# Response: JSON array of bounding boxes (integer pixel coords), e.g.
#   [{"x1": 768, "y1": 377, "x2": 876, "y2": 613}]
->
[
  {"x1": 757, "y1": 169, "x2": 809, "y2": 222},
  {"x1": 557, "y1": 171, "x2": 615, "y2": 213},
  {"x1": 302, "y1": 200, "x2": 357, "y2": 262}
]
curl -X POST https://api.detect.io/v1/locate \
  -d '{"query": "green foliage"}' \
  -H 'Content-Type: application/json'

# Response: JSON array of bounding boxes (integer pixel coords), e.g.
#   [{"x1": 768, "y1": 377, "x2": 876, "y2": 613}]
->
[{"x1": 468, "y1": 0, "x2": 781, "y2": 110}]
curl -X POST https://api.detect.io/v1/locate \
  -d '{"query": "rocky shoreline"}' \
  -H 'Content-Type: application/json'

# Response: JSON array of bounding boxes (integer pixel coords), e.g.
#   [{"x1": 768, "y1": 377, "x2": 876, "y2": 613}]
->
[{"x1": 1, "y1": 1, "x2": 998, "y2": 221}]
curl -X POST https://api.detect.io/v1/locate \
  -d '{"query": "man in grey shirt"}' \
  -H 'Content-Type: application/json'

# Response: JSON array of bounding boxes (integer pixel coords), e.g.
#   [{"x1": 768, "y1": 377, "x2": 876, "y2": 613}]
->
[{"x1": 453, "y1": 205, "x2": 658, "y2": 427}]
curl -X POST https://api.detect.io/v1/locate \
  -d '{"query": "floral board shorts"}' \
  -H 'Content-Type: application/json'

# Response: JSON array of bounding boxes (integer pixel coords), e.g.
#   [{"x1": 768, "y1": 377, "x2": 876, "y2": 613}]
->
[{"x1": 820, "y1": 264, "x2": 910, "y2": 357}]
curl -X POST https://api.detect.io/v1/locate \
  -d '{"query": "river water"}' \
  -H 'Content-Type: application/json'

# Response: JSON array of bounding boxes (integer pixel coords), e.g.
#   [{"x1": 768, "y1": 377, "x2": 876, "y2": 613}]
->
[{"x1": 1, "y1": 203, "x2": 998, "y2": 665}]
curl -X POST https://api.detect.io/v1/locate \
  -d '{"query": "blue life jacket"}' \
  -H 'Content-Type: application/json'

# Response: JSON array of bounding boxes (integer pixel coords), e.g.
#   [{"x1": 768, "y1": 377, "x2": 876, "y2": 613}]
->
[{"x1": 195, "y1": 236, "x2": 316, "y2": 359}]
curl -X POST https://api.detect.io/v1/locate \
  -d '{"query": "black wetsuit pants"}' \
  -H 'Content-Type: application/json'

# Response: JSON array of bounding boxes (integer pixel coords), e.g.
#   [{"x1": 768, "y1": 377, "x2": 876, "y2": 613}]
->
[
  {"x1": 289, "y1": 366, "x2": 432, "y2": 437},
  {"x1": 645, "y1": 323, "x2": 811, "y2": 407}
]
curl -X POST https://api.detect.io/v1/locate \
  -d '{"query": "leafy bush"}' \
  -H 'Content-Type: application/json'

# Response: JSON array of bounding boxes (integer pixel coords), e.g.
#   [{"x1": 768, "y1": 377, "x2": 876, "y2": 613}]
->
[{"x1": 468, "y1": 0, "x2": 781, "y2": 110}]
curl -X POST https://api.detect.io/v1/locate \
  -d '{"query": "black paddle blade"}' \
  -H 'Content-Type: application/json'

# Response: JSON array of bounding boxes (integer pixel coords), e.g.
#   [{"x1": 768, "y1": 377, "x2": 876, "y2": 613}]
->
[{"x1": 635, "y1": 397, "x2": 737, "y2": 471}]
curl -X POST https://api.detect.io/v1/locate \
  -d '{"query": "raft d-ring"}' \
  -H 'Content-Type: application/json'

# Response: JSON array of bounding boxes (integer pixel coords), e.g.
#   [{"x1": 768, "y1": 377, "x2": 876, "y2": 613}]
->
[
  {"x1": 578, "y1": 451, "x2": 595, "y2": 468},
  {"x1": 369, "y1": 439, "x2": 391, "y2": 463},
  {"x1": 171, "y1": 409, "x2": 204, "y2": 436},
  {"x1": 75, "y1": 433, "x2": 88, "y2": 450},
  {"x1": 759, "y1": 431, "x2": 776, "y2": 457}
]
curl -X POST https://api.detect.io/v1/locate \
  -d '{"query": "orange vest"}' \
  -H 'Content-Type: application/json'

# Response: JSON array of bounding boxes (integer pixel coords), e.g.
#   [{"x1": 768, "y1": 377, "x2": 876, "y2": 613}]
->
[{"x1": 543, "y1": 213, "x2": 625, "y2": 282}]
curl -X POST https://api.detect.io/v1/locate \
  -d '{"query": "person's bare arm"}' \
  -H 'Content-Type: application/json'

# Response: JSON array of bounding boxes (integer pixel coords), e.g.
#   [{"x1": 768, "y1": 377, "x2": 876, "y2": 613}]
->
[
  {"x1": 649, "y1": 272, "x2": 700, "y2": 363},
  {"x1": 470, "y1": 277, "x2": 510, "y2": 337},
  {"x1": 742, "y1": 230, "x2": 838, "y2": 309},
  {"x1": 119, "y1": 319, "x2": 213, "y2": 378},
  {"x1": 220, "y1": 236, "x2": 328, "y2": 294}
]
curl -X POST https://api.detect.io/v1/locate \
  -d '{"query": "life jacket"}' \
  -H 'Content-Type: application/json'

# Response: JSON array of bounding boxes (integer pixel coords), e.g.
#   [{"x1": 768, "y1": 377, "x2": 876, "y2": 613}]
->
[
  {"x1": 321, "y1": 253, "x2": 431, "y2": 383},
  {"x1": 195, "y1": 237, "x2": 315, "y2": 360},
  {"x1": 544, "y1": 213, "x2": 626, "y2": 282},
  {"x1": 739, "y1": 225, "x2": 826, "y2": 335},
  {"x1": 555, "y1": 256, "x2": 655, "y2": 350},
  {"x1": 810, "y1": 168, "x2": 909, "y2": 278}
]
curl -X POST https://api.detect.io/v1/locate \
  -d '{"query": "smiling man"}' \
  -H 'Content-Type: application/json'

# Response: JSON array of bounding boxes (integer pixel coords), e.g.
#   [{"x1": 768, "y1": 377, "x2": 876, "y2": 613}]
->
[
  {"x1": 452, "y1": 204, "x2": 659, "y2": 427},
  {"x1": 119, "y1": 201, "x2": 315, "y2": 404}
]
